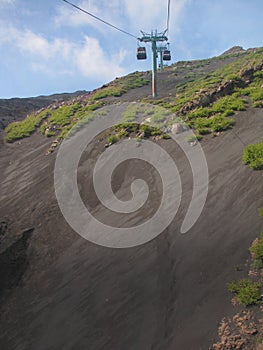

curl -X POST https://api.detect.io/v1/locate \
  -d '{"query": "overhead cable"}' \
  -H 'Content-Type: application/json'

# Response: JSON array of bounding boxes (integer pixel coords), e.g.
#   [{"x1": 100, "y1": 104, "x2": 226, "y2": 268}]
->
[
  {"x1": 62, "y1": 0, "x2": 139, "y2": 40},
  {"x1": 167, "y1": 0, "x2": 171, "y2": 35}
]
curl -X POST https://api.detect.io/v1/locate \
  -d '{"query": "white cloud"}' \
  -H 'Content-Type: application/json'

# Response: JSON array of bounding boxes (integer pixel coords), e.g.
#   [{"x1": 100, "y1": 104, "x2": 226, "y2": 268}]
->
[
  {"x1": 55, "y1": 0, "x2": 190, "y2": 42},
  {"x1": 127, "y1": 0, "x2": 191, "y2": 35},
  {"x1": 55, "y1": 0, "x2": 126, "y2": 34},
  {"x1": 75, "y1": 36, "x2": 126, "y2": 79},
  {"x1": 0, "y1": 22, "x2": 127, "y2": 81},
  {"x1": 55, "y1": 0, "x2": 100, "y2": 28},
  {"x1": 0, "y1": 0, "x2": 16, "y2": 5}
]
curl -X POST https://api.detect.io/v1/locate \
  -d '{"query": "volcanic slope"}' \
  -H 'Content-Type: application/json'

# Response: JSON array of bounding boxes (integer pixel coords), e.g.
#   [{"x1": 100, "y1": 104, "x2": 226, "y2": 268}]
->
[
  {"x1": 0, "y1": 90, "x2": 87, "y2": 132},
  {"x1": 0, "y1": 47, "x2": 263, "y2": 350}
]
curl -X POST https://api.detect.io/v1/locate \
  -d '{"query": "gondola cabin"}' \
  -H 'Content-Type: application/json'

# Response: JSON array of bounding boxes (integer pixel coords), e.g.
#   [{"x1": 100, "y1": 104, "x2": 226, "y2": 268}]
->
[
  {"x1": 163, "y1": 50, "x2": 171, "y2": 61},
  {"x1": 137, "y1": 47, "x2": 147, "y2": 60}
]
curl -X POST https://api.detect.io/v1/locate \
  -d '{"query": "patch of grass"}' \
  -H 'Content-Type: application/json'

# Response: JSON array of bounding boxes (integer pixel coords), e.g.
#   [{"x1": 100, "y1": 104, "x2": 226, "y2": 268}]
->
[
  {"x1": 210, "y1": 115, "x2": 234, "y2": 132},
  {"x1": 107, "y1": 134, "x2": 119, "y2": 145},
  {"x1": 212, "y1": 95, "x2": 247, "y2": 113},
  {"x1": 258, "y1": 208, "x2": 263, "y2": 217},
  {"x1": 91, "y1": 73, "x2": 149, "y2": 101},
  {"x1": 73, "y1": 102, "x2": 103, "y2": 119},
  {"x1": 161, "y1": 133, "x2": 171, "y2": 139},
  {"x1": 4, "y1": 109, "x2": 51, "y2": 142},
  {"x1": 45, "y1": 130, "x2": 56, "y2": 137},
  {"x1": 150, "y1": 110, "x2": 170, "y2": 124},
  {"x1": 241, "y1": 86, "x2": 263, "y2": 107},
  {"x1": 41, "y1": 102, "x2": 102, "y2": 140},
  {"x1": 250, "y1": 233, "x2": 263, "y2": 269},
  {"x1": 48, "y1": 103, "x2": 82, "y2": 126},
  {"x1": 186, "y1": 134, "x2": 202, "y2": 143},
  {"x1": 112, "y1": 122, "x2": 166, "y2": 140},
  {"x1": 91, "y1": 87, "x2": 124, "y2": 100},
  {"x1": 227, "y1": 279, "x2": 261, "y2": 306},
  {"x1": 139, "y1": 124, "x2": 162, "y2": 137},
  {"x1": 188, "y1": 114, "x2": 234, "y2": 134},
  {"x1": 121, "y1": 105, "x2": 140, "y2": 123},
  {"x1": 166, "y1": 49, "x2": 263, "y2": 120},
  {"x1": 253, "y1": 259, "x2": 263, "y2": 270},
  {"x1": 243, "y1": 142, "x2": 263, "y2": 170},
  {"x1": 113, "y1": 122, "x2": 139, "y2": 134}
]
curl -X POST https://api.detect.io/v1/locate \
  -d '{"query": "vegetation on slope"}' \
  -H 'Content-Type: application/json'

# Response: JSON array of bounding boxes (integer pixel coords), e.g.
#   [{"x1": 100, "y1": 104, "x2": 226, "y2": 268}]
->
[
  {"x1": 214, "y1": 210, "x2": 263, "y2": 349},
  {"x1": 4, "y1": 48, "x2": 263, "y2": 146},
  {"x1": 250, "y1": 232, "x2": 263, "y2": 269},
  {"x1": 4, "y1": 72, "x2": 149, "y2": 143},
  {"x1": 145, "y1": 48, "x2": 263, "y2": 138},
  {"x1": 243, "y1": 142, "x2": 263, "y2": 170},
  {"x1": 4, "y1": 109, "x2": 51, "y2": 142},
  {"x1": 91, "y1": 72, "x2": 149, "y2": 100},
  {"x1": 227, "y1": 279, "x2": 261, "y2": 306}
]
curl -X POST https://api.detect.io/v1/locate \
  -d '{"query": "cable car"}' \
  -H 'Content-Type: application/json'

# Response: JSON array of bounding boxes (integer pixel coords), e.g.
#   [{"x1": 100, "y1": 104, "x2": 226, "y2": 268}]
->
[
  {"x1": 137, "y1": 47, "x2": 147, "y2": 60},
  {"x1": 163, "y1": 50, "x2": 171, "y2": 61}
]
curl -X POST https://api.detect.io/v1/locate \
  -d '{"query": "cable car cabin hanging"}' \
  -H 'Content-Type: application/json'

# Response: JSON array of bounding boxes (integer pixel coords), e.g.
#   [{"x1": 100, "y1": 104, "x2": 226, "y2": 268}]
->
[
  {"x1": 137, "y1": 47, "x2": 147, "y2": 60},
  {"x1": 163, "y1": 50, "x2": 171, "y2": 61}
]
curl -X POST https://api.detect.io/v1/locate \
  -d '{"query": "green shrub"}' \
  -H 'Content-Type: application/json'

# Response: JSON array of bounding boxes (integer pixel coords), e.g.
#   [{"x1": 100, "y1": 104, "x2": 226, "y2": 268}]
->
[
  {"x1": 112, "y1": 122, "x2": 167, "y2": 139},
  {"x1": 241, "y1": 86, "x2": 263, "y2": 106},
  {"x1": 187, "y1": 107, "x2": 211, "y2": 119},
  {"x1": 250, "y1": 231, "x2": 263, "y2": 270},
  {"x1": 57, "y1": 123, "x2": 77, "y2": 140},
  {"x1": 253, "y1": 259, "x2": 263, "y2": 270},
  {"x1": 45, "y1": 131, "x2": 56, "y2": 137},
  {"x1": 253, "y1": 70, "x2": 263, "y2": 79},
  {"x1": 48, "y1": 103, "x2": 81, "y2": 126},
  {"x1": 250, "y1": 233, "x2": 263, "y2": 261},
  {"x1": 243, "y1": 142, "x2": 263, "y2": 170},
  {"x1": 253, "y1": 101, "x2": 263, "y2": 108},
  {"x1": 227, "y1": 279, "x2": 261, "y2": 306},
  {"x1": 139, "y1": 124, "x2": 162, "y2": 137},
  {"x1": 210, "y1": 115, "x2": 234, "y2": 132},
  {"x1": 212, "y1": 95, "x2": 246, "y2": 113},
  {"x1": 39, "y1": 123, "x2": 49, "y2": 135},
  {"x1": 161, "y1": 133, "x2": 171, "y2": 139},
  {"x1": 92, "y1": 87, "x2": 124, "y2": 100},
  {"x1": 113, "y1": 123, "x2": 139, "y2": 133},
  {"x1": 258, "y1": 208, "x2": 263, "y2": 217},
  {"x1": 90, "y1": 73, "x2": 149, "y2": 101},
  {"x1": 107, "y1": 134, "x2": 119, "y2": 145}
]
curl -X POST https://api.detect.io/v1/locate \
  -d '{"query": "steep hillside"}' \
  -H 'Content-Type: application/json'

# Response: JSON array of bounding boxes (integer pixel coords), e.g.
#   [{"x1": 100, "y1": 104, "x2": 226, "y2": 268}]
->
[
  {"x1": 0, "y1": 47, "x2": 262, "y2": 350},
  {"x1": 0, "y1": 90, "x2": 87, "y2": 131}
]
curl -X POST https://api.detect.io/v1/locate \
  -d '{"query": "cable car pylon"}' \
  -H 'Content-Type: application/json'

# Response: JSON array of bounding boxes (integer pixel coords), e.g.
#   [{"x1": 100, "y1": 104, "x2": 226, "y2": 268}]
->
[{"x1": 138, "y1": 30, "x2": 169, "y2": 98}]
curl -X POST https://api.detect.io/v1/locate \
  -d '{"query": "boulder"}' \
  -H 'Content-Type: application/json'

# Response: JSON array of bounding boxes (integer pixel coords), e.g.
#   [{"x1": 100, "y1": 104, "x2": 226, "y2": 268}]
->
[{"x1": 171, "y1": 122, "x2": 187, "y2": 134}]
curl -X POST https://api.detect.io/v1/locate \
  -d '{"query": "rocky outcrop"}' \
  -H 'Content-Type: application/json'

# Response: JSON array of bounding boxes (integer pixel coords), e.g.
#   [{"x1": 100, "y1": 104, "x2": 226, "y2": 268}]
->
[
  {"x1": 211, "y1": 310, "x2": 261, "y2": 350},
  {"x1": 179, "y1": 77, "x2": 246, "y2": 115},
  {"x1": 171, "y1": 122, "x2": 188, "y2": 134},
  {"x1": 222, "y1": 46, "x2": 245, "y2": 56},
  {"x1": 179, "y1": 60, "x2": 263, "y2": 116},
  {"x1": 0, "y1": 228, "x2": 34, "y2": 302}
]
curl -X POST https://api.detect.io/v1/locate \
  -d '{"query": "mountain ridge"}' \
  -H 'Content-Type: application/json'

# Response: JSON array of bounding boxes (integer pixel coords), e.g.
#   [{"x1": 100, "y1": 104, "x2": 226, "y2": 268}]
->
[{"x1": 0, "y1": 90, "x2": 87, "y2": 130}]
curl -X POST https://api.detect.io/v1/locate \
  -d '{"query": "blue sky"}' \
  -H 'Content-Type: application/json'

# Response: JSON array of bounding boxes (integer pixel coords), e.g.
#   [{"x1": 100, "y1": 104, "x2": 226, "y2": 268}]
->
[{"x1": 0, "y1": 0, "x2": 262, "y2": 98}]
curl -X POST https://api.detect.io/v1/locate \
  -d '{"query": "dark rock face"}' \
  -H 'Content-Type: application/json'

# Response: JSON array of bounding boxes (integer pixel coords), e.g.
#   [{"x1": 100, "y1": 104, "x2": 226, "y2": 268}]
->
[
  {"x1": 0, "y1": 220, "x2": 8, "y2": 237},
  {"x1": 0, "y1": 228, "x2": 34, "y2": 302}
]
